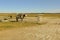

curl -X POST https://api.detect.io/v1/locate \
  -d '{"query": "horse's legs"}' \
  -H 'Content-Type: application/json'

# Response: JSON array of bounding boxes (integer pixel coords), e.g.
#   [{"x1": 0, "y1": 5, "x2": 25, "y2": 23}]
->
[
  {"x1": 20, "y1": 18, "x2": 23, "y2": 22},
  {"x1": 16, "y1": 17, "x2": 19, "y2": 22}
]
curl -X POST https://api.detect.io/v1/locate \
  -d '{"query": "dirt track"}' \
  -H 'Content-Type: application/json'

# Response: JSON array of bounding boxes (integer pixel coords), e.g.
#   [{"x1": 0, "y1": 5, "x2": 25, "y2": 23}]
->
[{"x1": 0, "y1": 17, "x2": 60, "y2": 40}]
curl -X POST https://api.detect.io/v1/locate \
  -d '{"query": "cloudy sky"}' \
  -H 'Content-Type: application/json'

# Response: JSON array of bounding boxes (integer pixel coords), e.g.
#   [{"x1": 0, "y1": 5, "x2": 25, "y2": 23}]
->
[{"x1": 0, "y1": 0, "x2": 60, "y2": 13}]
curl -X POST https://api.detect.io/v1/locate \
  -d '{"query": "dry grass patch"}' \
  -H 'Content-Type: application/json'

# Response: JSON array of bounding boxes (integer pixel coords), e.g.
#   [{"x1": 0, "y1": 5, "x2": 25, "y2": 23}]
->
[{"x1": 0, "y1": 22, "x2": 39, "y2": 30}]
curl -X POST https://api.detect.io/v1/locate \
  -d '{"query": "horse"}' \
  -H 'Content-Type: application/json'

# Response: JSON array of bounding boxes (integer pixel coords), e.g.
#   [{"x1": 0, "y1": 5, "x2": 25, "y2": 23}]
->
[{"x1": 16, "y1": 14, "x2": 26, "y2": 22}]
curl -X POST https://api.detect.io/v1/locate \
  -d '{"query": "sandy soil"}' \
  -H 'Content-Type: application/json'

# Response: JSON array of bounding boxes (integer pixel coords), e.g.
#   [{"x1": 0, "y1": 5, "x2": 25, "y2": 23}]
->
[{"x1": 0, "y1": 17, "x2": 60, "y2": 40}]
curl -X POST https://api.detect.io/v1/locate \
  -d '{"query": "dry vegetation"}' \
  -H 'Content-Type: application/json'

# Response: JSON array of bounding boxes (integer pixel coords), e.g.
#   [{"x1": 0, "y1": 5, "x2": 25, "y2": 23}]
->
[
  {"x1": 0, "y1": 13, "x2": 60, "y2": 40},
  {"x1": 0, "y1": 13, "x2": 40, "y2": 30},
  {"x1": 0, "y1": 22, "x2": 38, "y2": 31}
]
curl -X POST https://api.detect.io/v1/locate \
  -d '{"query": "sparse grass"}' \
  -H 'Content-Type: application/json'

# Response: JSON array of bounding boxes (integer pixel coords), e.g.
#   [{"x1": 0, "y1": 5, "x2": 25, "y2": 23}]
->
[
  {"x1": 0, "y1": 13, "x2": 60, "y2": 31},
  {"x1": 1, "y1": 13, "x2": 60, "y2": 40},
  {"x1": 0, "y1": 21, "x2": 38, "y2": 30},
  {"x1": 36, "y1": 22, "x2": 47, "y2": 25},
  {"x1": 42, "y1": 13, "x2": 60, "y2": 18}
]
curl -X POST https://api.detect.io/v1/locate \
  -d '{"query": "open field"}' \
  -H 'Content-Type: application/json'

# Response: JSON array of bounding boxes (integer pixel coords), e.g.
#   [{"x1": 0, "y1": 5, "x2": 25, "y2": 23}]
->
[{"x1": 0, "y1": 13, "x2": 60, "y2": 40}]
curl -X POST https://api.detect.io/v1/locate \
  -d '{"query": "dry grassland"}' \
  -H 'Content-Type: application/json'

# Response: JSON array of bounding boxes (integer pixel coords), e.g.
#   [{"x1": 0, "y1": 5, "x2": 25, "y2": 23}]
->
[{"x1": 0, "y1": 13, "x2": 60, "y2": 40}]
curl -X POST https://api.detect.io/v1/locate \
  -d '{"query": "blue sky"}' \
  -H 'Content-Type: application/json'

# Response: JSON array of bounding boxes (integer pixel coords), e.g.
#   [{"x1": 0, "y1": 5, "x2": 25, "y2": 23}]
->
[{"x1": 0, "y1": 0, "x2": 60, "y2": 13}]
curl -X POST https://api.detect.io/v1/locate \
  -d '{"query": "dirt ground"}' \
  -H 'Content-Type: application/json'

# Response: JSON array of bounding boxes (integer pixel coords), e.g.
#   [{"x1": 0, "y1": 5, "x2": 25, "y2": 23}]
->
[{"x1": 0, "y1": 17, "x2": 60, "y2": 40}]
